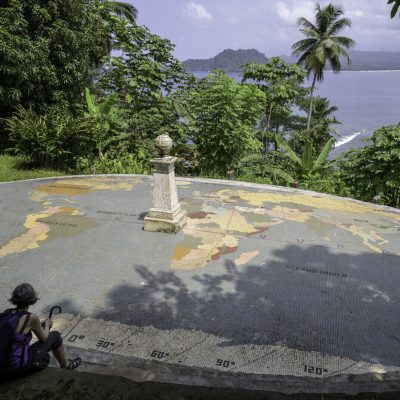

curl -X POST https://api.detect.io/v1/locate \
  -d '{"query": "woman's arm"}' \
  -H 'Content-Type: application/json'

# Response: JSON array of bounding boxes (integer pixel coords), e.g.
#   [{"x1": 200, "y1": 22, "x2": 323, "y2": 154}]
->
[{"x1": 30, "y1": 314, "x2": 51, "y2": 342}]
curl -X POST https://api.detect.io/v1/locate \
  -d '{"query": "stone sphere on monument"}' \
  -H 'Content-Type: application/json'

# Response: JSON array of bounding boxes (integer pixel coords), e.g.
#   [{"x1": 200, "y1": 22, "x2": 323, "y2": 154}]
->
[{"x1": 154, "y1": 134, "x2": 173, "y2": 158}]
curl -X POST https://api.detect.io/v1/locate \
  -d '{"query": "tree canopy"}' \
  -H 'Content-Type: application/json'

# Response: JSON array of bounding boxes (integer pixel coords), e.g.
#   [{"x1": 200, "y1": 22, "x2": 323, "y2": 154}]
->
[
  {"x1": 0, "y1": 0, "x2": 104, "y2": 118},
  {"x1": 181, "y1": 71, "x2": 266, "y2": 176}
]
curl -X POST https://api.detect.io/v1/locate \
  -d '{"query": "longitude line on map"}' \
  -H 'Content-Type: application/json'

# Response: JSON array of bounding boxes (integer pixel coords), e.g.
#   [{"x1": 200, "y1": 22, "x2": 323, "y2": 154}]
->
[
  {"x1": 107, "y1": 330, "x2": 139, "y2": 353},
  {"x1": 181, "y1": 227, "x2": 228, "y2": 236},
  {"x1": 228, "y1": 348, "x2": 280, "y2": 372},
  {"x1": 224, "y1": 205, "x2": 236, "y2": 235},
  {"x1": 61, "y1": 317, "x2": 84, "y2": 341},
  {"x1": 323, "y1": 361, "x2": 360, "y2": 378},
  {"x1": 164, "y1": 334, "x2": 212, "y2": 362},
  {"x1": 201, "y1": 235, "x2": 226, "y2": 265}
]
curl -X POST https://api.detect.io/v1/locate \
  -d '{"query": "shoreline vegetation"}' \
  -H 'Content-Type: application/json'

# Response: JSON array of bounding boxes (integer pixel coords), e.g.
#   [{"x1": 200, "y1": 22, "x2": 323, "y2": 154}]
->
[
  {"x1": 0, "y1": 1, "x2": 399, "y2": 208},
  {"x1": 183, "y1": 49, "x2": 400, "y2": 73}
]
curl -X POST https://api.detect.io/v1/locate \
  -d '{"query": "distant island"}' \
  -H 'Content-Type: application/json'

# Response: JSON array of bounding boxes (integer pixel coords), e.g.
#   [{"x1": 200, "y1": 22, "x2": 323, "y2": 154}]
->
[{"x1": 183, "y1": 49, "x2": 400, "y2": 72}]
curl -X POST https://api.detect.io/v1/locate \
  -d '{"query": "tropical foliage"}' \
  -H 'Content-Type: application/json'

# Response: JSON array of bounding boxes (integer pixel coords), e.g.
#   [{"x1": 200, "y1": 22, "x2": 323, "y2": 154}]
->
[
  {"x1": 275, "y1": 134, "x2": 334, "y2": 183},
  {"x1": 242, "y1": 57, "x2": 306, "y2": 153},
  {"x1": 178, "y1": 71, "x2": 265, "y2": 176},
  {"x1": 338, "y1": 125, "x2": 400, "y2": 208},
  {"x1": 84, "y1": 88, "x2": 130, "y2": 159},
  {"x1": 6, "y1": 107, "x2": 95, "y2": 169},
  {"x1": 110, "y1": 1, "x2": 138, "y2": 22},
  {"x1": 0, "y1": 0, "x2": 397, "y2": 210},
  {"x1": 0, "y1": 0, "x2": 103, "y2": 118}
]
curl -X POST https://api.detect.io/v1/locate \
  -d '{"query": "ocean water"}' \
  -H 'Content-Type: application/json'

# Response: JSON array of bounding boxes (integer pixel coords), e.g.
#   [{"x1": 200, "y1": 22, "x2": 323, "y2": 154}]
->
[{"x1": 192, "y1": 70, "x2": 400, "y2": 157}]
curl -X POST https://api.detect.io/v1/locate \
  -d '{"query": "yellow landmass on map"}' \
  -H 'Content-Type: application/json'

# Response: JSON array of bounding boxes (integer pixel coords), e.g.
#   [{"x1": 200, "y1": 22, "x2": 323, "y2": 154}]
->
[
  {"x1": 338, "y1": 224, "x2": 390, "y2": 253},
  {"x1": 172, "y1": 187, "x2": 400, "y2": 269},
  {"x1": 1, "y1": 177, "x2": 143, "y2": 258},
  {"x1": 0, "y1": 206, "x2": 74, "y2": 258},
  {"x1": 217, "y1": 189, "x2": 400, "y2": 222},
  {"x1": 32, "y1": 177, "x2": 142, "y2": 200}
]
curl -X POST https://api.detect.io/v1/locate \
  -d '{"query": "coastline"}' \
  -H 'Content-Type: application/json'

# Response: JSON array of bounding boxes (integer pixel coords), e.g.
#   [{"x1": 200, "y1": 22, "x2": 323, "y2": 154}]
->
[{"x1": 188, "y1": 69, "x2": 400, "y2": 74}]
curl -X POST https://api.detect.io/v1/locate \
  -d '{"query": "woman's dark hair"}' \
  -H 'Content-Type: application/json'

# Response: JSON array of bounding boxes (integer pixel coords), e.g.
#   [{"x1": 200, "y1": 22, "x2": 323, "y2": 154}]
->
[{"x1": 8, "y1": 283, "x2": 39, "y2": 309}]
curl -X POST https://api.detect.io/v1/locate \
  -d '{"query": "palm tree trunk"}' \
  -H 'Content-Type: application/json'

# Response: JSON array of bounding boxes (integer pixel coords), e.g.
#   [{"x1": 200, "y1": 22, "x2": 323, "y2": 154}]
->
[
  {"x1": 264, "y1": 103, "x2": 273, "y2": 155},
  {"x1": 307, "y1": 73, "x2": 317, "y2": 132}
]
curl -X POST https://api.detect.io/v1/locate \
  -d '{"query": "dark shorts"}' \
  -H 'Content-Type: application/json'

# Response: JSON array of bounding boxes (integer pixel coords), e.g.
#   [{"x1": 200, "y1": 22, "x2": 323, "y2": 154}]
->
[
  {"x1": 27, "y1": 331, "x2": 63, "y2": 368},
  {"x1": 29, "y1": 330, "x2": 63, "y2": 356}
]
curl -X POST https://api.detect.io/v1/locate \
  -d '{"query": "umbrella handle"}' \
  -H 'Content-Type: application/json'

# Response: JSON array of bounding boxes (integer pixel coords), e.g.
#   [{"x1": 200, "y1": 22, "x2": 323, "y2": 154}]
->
[{"x1": 49, "y1": 306, "x2": 62, "y2": 319}]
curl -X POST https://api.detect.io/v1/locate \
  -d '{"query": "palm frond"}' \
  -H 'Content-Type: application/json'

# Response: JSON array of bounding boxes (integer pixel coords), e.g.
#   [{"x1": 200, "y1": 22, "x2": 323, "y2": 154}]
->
[
  {"x1": 337, "y1": 47, "x2": 351, "y2": 64},
  {"x1": 332, "y1": 35, "x2": 356, "y2": 47},
  {"x1": 327, "y1": 18, "x2": 352, "y2": 36},
  {"x1": 296, "y1": 17, "x2": 319, "y2": 33},
  {"x1": 389, "y1": 0, "x2": 400, "y2": 18},
  {"x1": 291, "y1": 38, "x2": 317, "y2": 55},
  {"x1": 110, "y1": 1, "x2": 138, "y2": 22},
  {"x1": 328, "y1": 55, "x2": 342, "y2": 73}
]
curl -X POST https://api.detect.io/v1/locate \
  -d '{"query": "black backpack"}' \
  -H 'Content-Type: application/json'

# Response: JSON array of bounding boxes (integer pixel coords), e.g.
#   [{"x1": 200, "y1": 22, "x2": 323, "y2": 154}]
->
[{"x1": 0, "y1": 309, "x2": 29, "y2": 372}]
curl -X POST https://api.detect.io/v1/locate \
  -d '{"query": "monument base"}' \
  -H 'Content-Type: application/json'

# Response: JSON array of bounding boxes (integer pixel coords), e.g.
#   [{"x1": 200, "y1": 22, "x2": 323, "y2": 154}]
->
[{"x1": 144, "y1": 208, "x2": 187, "y2": 234}]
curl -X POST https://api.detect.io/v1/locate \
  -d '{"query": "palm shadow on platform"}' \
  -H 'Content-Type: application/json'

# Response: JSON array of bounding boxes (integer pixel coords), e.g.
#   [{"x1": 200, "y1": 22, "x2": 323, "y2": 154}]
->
[{"x1": 91, "y1": 244, "x2": 399, "y2": 367}]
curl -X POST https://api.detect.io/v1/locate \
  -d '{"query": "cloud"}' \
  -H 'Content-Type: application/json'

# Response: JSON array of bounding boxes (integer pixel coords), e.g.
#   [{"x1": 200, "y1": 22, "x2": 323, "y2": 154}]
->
[
  {"x1": 276, "y1": 1, "x2": 315, "y2": 25},
  {"x1": 183, "y1": 2, "x2": 213, "y2": 23},
  {"x1": 347, "y1": 9, "x2": 364, "y2": 18}
]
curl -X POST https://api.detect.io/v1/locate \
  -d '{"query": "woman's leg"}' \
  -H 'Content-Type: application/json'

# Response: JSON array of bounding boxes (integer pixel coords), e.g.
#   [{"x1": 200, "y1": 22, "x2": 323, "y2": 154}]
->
[
  {"x1": 52, "y1": 343, "x2": 68, "y2": 368},
  {"x1": 29, "y1": 331, "x2": 81, "y2": 369}
]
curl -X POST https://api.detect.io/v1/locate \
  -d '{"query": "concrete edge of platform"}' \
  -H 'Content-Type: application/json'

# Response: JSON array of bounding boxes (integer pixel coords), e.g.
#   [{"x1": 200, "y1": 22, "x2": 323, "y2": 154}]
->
[
  {"x1": 1, "y1": 173, "x2": 399, "y2": 215},
  {"x1": 61, "y1": 346, "x2": 400, "y2": 395}
]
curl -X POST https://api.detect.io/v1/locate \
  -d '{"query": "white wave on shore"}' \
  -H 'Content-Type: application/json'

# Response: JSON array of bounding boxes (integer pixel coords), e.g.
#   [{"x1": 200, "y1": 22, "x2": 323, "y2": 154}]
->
[{"x1": 335, "y1": 131, "x2": 365, "y2": 148}]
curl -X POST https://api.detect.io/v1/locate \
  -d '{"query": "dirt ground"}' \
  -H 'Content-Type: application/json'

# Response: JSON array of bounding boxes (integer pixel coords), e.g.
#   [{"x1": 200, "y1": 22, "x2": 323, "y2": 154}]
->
[{"x1": 1, "y1": 368, "x2": 400, "y2": 400}]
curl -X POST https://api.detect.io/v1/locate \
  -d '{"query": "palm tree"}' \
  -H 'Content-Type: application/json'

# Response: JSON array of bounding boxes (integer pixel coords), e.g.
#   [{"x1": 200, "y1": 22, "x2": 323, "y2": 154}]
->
[
  {"x1": 93, "y1": 1, "x2": 137, "y2": 65},
  {"x1": 292, "y1": 3, "x2": 355, "y2": 132},
  {"x1": 110, "y1": 1, "x2": 138, "y2": 23}
]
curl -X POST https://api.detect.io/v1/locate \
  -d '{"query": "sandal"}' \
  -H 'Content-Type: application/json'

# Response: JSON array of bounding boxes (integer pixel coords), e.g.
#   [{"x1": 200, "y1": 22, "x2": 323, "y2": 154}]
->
[{"x1": 66, "y1": 357, "x2": 82, "y2": 370}]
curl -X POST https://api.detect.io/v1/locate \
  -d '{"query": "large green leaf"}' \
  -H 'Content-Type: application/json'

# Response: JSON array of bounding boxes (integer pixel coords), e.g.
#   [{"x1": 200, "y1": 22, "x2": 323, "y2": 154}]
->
[
  {"x1": 302, "y1": 141, "x2": 313, "y2": 171},
  {"x1": 264, "y1": 166, "x2": 295, "y2": 184},
  {"x1": 314, "y1": 137, "x2": 334, "y2": 171},
  {"x1": 275, "y1": 133, "x2": 302, "y2": 166},
  {"x1": 85, "y1": 88, "x2": 97, "y2": 115},
  {"x1": 102, "y1": 133, "x2": 131, "y2": 149}
]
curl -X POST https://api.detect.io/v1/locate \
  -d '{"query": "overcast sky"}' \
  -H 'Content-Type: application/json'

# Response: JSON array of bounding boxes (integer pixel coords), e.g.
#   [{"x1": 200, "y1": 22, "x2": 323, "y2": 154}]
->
[{"x1": 128, "y1": 0, "x2": 400, "y2": 60}]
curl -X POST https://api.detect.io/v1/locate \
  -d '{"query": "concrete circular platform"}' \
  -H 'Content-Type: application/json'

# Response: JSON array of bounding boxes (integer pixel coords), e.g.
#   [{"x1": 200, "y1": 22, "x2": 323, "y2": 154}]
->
[{"x1": 0, "y1": 175, "x2": 399, "y2": 388}]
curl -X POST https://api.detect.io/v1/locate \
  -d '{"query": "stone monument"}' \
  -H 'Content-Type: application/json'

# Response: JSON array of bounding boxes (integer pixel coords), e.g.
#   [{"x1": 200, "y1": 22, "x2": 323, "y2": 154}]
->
[{"x1": 144, "y1": 134, "x2": 187, "y2": 233}]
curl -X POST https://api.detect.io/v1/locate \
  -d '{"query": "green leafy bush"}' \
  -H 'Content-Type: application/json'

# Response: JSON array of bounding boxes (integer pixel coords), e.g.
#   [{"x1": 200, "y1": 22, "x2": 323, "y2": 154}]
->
[
  {"x1": 338, "y1": 125, "x2": 400, "y2": 208},
  {"x1": 76, "y1": 150, "x2": 152, "y2": 175},
  {"x1": 6, "y1": 107, "x2": 95, "y2": 169}
]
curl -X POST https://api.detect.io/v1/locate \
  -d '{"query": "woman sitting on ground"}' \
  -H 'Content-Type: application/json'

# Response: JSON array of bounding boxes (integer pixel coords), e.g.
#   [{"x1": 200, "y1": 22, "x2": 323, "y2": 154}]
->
[{"x1": 0, "y1": 283, "x2": 81, "y2": 376}]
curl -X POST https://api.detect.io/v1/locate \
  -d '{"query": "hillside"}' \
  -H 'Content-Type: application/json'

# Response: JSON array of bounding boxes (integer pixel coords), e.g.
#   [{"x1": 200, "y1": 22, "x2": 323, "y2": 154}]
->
[
  {"x1": 183, "y1": 49, "x2": 268, "y2": 72},
  {"x1": 183, "y1": 49, "x2": 400, "y2": 72}
]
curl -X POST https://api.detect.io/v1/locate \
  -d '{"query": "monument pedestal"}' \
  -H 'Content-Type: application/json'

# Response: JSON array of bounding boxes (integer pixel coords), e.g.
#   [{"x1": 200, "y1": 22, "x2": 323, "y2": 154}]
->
[{"x1": 144, "y1": 156, "x2": 187, "y2": 234}]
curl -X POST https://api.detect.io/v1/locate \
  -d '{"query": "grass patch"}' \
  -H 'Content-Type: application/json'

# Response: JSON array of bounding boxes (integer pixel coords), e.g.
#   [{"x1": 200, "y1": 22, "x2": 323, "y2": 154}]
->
[{"x1": 0, "y1": 155, "x2": 66, "y2": 182}]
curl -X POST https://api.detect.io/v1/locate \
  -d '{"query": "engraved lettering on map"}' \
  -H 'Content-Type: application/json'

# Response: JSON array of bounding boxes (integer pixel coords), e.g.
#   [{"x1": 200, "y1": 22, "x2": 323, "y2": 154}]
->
[
  {"x1": 150, "y1": 350, "x2": 170, "y2": 359},
  {"x1": 286, "y1": 265, "x2": 348, "y2": 278},
  {"x1": 216, "y1": 359, "x2": 236, "y2": 368},
  {"x1": 304, "y1": 364, "x2": 328, "y2": 375}
]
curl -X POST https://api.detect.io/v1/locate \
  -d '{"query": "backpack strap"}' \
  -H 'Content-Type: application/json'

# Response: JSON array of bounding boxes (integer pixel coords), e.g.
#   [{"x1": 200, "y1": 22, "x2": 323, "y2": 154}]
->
[
  {"x1": 18, "y1": 313, "x2": 31, "y2": 334},
  {"x1": 16, "y1": 312, "x2": 31, "y2": 370}
]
